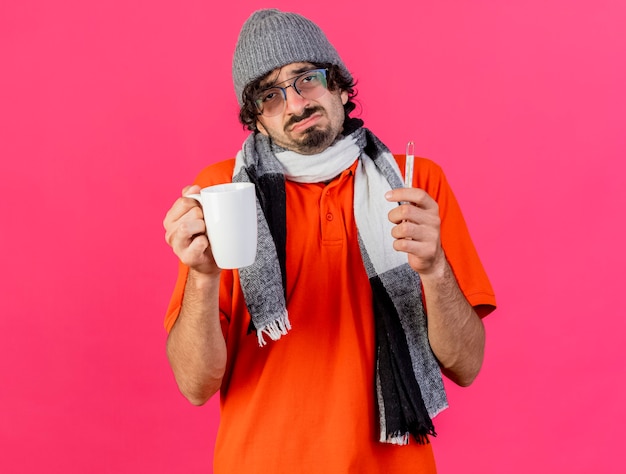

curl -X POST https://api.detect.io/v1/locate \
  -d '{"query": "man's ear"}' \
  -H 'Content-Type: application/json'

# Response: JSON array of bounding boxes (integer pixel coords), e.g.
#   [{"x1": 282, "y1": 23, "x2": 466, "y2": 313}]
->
[
  {"x1": 256, "y1": 120, "x2": 268, "y2": 136},
  {"x1": 341, "y1": 90, "x2": 348, "y2": 105}
]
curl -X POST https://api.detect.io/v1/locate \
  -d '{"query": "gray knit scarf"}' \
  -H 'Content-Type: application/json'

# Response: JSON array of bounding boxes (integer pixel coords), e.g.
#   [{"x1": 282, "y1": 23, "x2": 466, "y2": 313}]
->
[{"x1": 232, "y1": 118, "x2": 448, "y2": 445}]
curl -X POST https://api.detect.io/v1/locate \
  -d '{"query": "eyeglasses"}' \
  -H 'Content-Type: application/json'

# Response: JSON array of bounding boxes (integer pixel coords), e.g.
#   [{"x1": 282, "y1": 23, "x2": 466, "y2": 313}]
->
[{"x1": 254, "y1": 69, "x2": 328, "y2": 117}]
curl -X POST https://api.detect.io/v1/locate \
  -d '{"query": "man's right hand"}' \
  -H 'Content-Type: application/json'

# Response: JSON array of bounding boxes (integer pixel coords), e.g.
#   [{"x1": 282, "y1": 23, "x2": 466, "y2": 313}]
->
[{"x1": 163, "y1": 185, "x2": 220, "y2": 275}]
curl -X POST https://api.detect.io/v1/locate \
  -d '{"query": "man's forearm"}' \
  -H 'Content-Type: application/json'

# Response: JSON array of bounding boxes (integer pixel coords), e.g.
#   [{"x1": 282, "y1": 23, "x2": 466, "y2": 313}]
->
[
  {"x1": 166, "y1": 270, "x2": 227, "y2": 405},
  {"x1": 421, "y1": 260, "x2": 485, "y2": 387}
]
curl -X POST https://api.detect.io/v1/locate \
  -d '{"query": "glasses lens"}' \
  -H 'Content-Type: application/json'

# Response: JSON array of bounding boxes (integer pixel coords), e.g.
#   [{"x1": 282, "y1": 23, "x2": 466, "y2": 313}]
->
[
  {"x1": 294, "y1": 70, "x2": 327, "y2": 99},
  {"x1": 255, "y1": 88, "x2": 284, "y2": 117}
]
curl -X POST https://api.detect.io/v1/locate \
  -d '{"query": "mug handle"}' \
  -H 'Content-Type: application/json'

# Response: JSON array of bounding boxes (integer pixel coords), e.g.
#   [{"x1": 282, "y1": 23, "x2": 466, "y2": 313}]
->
[{"x1": 185, "y1": 193, "x2": 202, "y2": 203}]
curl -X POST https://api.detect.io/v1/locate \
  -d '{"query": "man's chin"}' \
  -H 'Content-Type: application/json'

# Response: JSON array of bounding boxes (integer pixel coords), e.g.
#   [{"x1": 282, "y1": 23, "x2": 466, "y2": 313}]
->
[{"x1": 297, "y1": 127, "x2": 336, "y2": 154}]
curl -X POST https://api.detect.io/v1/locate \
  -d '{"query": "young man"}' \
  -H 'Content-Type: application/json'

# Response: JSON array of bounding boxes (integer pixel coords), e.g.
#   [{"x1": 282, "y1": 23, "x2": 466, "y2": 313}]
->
[{"x1": 163, "y1": 9, "x2": 496, "y2": 473}]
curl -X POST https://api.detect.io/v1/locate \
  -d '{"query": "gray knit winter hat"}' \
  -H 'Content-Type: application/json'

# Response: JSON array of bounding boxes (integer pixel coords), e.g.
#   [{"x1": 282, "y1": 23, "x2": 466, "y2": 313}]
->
[{"x1": 232, "y1": 9, "x2": 352, "y2": 106}]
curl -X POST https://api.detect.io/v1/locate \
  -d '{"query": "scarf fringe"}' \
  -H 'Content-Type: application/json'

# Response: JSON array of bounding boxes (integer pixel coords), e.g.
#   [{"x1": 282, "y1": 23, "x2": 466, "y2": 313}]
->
[
  {"x1": 380, "y1": 431, "x2": 432, "y2": 446},
  {"x1": 380, "y1": 431, "x2": 410, "y2": 445},
  {"x1": 256, "y1": 312, "x2": 291, "y2": 346}
]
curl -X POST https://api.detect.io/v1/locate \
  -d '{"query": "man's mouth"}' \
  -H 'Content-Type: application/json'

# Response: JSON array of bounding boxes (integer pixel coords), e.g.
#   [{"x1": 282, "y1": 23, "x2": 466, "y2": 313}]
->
[{"x1": 287, "y1": 109, "x2": 322, "y2": 133}]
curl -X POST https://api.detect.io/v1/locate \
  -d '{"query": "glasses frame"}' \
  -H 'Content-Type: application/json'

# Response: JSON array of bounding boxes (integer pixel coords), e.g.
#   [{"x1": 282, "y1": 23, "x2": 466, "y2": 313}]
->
[{"x1": 254, "y1": 68, "x2": 329, "y2": 117}]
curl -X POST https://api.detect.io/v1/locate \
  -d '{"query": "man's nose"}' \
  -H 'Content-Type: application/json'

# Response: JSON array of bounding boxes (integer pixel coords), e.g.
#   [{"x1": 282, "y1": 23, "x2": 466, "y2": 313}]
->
[{"x1": 283, "y1": 85, "x2": 309, "y2": 114}]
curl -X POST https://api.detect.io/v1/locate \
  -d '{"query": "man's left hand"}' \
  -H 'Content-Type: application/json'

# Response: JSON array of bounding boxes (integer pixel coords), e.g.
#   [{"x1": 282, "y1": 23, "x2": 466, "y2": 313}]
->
[{"x1": 385, "y1": 187, "x2": 445, "y2": 276}]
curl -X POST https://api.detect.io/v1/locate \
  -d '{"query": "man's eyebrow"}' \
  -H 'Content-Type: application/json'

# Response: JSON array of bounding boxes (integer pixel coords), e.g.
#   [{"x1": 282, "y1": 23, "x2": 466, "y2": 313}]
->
[{"x1": 289, "y1": 66, "x2": 315, "y2": 76}]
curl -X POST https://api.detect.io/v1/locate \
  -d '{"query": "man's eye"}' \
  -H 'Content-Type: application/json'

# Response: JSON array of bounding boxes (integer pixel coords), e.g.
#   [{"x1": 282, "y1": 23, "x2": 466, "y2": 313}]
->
[
  {"x1": 301, "y1": 74, "x2": 317, "y2": 84},
  {"x1": 261, "y1": 90, "x2": 279, "y2": 102}
]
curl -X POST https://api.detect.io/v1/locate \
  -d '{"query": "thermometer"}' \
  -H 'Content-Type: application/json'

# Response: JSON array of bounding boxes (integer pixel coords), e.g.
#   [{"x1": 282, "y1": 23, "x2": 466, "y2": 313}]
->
[{"x1": 404, "y1": 141, "x2": 414, "y2": 188}]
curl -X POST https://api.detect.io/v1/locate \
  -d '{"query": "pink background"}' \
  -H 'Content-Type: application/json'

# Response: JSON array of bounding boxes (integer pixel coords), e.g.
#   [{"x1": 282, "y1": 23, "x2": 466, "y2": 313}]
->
[{"x1": 1, "y1": 0, "x2": 625, "y2": 472}]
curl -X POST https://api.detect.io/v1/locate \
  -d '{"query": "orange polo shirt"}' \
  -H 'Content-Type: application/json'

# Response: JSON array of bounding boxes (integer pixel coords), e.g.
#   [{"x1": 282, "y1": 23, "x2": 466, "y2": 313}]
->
[{"x1": 165, "y1": 155, "x2": 496, "y2": 473}]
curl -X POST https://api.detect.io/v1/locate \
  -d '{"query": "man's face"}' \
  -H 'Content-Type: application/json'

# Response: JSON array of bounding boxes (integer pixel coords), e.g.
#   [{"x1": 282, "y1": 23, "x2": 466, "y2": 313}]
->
[{"x1": 255, "y1": 62, "x2": 349, "y2": 155}]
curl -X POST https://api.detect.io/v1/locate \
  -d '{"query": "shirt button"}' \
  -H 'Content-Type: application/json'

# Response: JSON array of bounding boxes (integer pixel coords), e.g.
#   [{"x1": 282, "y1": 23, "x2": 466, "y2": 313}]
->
[{"x1": 326, "y1": 213, "x2": 333, "y2": 221}]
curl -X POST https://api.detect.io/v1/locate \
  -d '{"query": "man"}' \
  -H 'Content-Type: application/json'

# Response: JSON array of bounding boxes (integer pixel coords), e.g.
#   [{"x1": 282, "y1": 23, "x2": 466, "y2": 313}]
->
[{"x1": 163, "y1": 8, "x2": 495, "y2": 473}]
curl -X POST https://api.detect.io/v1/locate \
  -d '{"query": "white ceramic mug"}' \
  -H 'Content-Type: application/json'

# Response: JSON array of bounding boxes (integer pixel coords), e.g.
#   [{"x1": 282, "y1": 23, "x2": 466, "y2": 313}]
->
[{"x1": 187, "y1": 182, "x2": 257, "y2": 269}]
